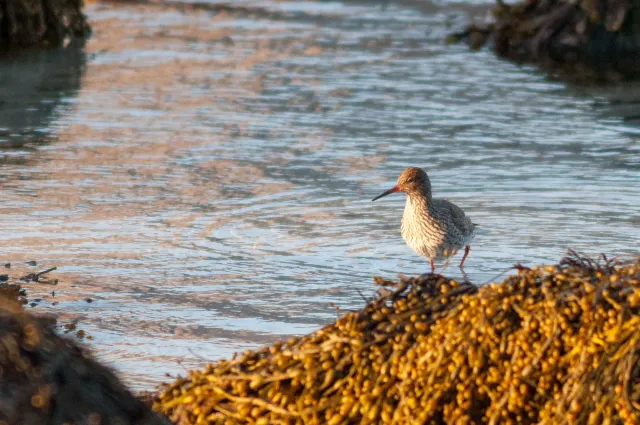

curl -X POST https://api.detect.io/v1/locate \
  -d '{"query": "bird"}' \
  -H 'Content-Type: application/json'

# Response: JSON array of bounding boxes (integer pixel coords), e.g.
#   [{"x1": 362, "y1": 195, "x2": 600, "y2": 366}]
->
[{"x1": 372, "y1": 167, "x2": 481, "y2": 273}]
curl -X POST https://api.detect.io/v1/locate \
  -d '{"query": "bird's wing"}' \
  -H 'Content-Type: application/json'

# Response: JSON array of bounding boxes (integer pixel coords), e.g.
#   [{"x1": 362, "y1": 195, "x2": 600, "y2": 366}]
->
[{"x1": 433, "y1": 199, "x2": 475, "y2": 235}]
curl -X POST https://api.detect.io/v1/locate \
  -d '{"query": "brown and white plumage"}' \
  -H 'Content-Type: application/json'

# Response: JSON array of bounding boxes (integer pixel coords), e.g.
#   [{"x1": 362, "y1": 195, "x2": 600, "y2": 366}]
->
[{"x1": 372, "y1": 167, "x2": 481, "y2": 272}]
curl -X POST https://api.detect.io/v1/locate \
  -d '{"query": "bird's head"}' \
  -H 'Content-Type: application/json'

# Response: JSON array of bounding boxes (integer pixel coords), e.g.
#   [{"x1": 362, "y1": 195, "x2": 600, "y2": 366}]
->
[{"x1": 372, "y1": 167, "x2": 431, "y2": 201}]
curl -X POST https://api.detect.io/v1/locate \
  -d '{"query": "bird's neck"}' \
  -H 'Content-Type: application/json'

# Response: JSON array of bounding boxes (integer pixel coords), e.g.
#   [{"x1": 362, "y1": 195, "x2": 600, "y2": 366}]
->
[{"x1": 405, "y1": 192, "x2": 434, "y2": 215}]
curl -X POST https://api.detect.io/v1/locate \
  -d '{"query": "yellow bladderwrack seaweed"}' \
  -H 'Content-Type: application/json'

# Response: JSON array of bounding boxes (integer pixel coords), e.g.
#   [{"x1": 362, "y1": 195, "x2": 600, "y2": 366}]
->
[{"x1": 154, "y1": 253, "x2": 640, "y2": 425}]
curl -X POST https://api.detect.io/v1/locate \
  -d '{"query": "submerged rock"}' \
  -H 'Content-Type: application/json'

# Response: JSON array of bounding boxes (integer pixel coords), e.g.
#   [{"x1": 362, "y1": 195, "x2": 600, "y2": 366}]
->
[
  {"x1": 0, "y1": 298, "x2": 170, "y2": 425},
  {"x1": 154, "y1": 254, "x2": 640, "y2": 425}
]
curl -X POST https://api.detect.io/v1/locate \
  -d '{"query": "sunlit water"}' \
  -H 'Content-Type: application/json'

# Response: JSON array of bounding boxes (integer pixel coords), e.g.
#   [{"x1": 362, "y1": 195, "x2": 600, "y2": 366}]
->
[{"x1": 0, "y1": 0, "x2": 638, "y2": 390}]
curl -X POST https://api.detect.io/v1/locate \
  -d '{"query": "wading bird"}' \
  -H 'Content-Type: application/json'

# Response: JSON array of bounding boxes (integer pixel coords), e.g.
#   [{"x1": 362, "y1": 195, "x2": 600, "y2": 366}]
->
[{"x1": 372, "y1": 167, "x2": 483, "y2": 272}]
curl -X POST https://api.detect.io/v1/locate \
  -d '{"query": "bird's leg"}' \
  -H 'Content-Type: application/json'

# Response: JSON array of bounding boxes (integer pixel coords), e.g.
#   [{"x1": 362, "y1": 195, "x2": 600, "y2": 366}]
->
[
  {"x1": 429, "y1": 259, "x2": 435, "y2": 273},
  {"x1": 459, "y1": 245, "x2": 470, "y2": 268}
]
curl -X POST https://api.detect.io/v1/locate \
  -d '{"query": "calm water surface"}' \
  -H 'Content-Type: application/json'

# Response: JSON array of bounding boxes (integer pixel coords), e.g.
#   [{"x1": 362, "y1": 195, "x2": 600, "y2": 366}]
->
[{"x1": 0, "y1": 0, "x2": 638, "y2": 390}]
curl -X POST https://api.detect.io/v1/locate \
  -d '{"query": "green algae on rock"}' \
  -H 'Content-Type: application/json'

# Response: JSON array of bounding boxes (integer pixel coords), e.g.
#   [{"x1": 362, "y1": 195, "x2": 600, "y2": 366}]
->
[{"x1": 154, "y1": 254, "x2": 640, "y2": 425}]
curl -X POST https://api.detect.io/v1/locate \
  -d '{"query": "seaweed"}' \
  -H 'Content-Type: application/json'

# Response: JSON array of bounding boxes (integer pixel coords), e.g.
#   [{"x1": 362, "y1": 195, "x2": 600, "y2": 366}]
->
[
  {"x1": 0, "y1": 298, "x2": 171, "y2": 425},
  {"x1": 154, "y1": 253, "x2": 640, "y2": 425},
  {"x1": 451, "y1": 0, "x2": 640, "y2": 80},
  {"x1": 0, "y1": 0, "x2": 91, "y2": 51}
]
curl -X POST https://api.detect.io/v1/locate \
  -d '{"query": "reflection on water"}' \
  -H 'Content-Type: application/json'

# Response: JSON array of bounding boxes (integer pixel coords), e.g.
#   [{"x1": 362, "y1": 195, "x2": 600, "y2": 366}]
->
[
  {"x1": 0, "y1": 47, "x2": 86, "y2": 160},
  {"x1": 0, "y1": 0, "x2": 638, "y2": 390}
]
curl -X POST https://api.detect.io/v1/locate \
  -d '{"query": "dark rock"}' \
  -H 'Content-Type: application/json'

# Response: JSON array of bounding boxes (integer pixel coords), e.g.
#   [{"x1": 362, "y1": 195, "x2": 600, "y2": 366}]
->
[
  {"x1": 0, "y1": 299, "x2": 171, "y2": 425},
  {"x1": 453, "y1": 0, "x2": 640, "y2": 80},
  {"x1": 0, "y1": 0, "x2": 91, "y2": 52}
]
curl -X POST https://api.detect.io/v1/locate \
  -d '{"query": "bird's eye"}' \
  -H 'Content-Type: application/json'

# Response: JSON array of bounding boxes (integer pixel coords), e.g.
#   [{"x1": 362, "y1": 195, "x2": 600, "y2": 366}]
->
[{"x1": 406, "y1": 177, "x2": 415, "y2": 183}]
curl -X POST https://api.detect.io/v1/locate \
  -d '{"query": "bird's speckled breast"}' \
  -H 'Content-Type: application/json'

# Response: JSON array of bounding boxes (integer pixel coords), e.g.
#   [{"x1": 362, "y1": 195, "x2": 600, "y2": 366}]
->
[{"x1": 400, "y1": 196, "x2": 447, "y2": 260}]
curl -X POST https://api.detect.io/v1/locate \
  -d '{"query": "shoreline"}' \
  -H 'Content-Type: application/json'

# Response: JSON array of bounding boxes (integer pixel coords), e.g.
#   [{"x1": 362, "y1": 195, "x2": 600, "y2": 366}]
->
[{"x1": 4, "y1": 253, "x2": 639, "y2": 424}]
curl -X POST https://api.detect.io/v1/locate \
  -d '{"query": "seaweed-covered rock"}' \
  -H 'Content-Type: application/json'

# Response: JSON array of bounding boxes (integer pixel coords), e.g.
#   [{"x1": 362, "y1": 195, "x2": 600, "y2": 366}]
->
[
  {"x1": 154, "y1": 254, "x2": 640, "y2": 425},
  {"x1": 453, "y1": 0, "x2": 640, "y2": 79},
  {"x1": 0, "y1": 282, "x2": 24, "y2": 302},
  {"x1": 0, "y1": 0, "x2": 91, "y2": 51},
  {"x1": 0, "y1": 298, "x2": 170, "y2": 425}
]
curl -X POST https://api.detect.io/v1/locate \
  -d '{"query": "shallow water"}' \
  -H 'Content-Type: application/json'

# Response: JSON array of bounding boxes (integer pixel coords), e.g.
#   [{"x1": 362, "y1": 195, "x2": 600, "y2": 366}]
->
[{"x1": 0, "y1": 0, "x2": 638, "y2": 390}]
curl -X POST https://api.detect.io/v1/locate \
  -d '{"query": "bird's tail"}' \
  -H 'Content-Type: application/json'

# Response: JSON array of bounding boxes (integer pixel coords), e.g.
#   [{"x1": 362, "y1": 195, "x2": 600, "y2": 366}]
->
[{"x1": 474, "y1": 227, "x2": 490, "y2": 235}]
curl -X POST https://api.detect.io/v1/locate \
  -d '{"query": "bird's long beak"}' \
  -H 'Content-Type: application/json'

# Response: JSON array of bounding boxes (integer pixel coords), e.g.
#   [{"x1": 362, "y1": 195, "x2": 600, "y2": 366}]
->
[{"x1": 372, "y1": 185, "x2": 400, "y2": 201}]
